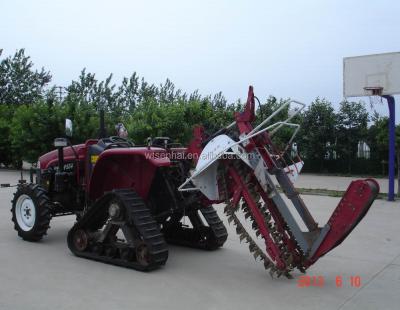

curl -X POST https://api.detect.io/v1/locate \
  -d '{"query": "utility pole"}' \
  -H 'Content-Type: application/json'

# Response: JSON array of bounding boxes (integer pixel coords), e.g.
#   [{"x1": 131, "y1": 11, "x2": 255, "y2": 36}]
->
[{"x1": 56, "y1": 86, "x2": 66, "y2": 102}]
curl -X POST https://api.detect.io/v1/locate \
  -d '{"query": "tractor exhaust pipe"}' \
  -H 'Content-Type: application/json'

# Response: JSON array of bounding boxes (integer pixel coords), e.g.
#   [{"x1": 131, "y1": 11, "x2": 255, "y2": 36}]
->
[{"x1": 99, "y1": 109, "x2": 107, "y2": 139}]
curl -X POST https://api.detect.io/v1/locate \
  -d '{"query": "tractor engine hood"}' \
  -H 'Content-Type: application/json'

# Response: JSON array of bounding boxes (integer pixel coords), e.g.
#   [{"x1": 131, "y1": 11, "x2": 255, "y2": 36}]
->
[{"x1": 38, "y1": 144, "x2": 87, "y2": 170}]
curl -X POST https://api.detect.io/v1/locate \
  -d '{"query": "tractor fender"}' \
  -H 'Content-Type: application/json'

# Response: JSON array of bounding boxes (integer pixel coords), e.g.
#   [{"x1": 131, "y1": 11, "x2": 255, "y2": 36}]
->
[{"x1": 88, "y1": 147, "x2": 170, "y2": 201}]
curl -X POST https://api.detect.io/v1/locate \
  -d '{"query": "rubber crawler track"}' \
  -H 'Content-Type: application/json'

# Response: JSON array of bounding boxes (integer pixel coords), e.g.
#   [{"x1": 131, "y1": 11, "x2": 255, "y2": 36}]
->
[
  {"x1": 163, "y1": 206, "x2": 228, "y2": 250},
  {"x1": 67, "y1": 189, "x2": 168, "y2": 271},
  {"x1": 200, "y1": 207, "x2": 228, "y2": 249}
]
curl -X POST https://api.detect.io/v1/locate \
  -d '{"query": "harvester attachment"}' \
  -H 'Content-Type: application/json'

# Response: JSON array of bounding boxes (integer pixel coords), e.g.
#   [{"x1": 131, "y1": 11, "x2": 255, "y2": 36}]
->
[{"x1": 180, "y1": 86, "x2": 379, "y2": 277}]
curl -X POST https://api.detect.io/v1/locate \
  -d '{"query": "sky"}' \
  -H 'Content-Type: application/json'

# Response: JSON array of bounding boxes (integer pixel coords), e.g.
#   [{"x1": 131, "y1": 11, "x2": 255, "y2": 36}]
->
[{"x1": 1, "y1": 0, "x2": 400, "y2": 122}]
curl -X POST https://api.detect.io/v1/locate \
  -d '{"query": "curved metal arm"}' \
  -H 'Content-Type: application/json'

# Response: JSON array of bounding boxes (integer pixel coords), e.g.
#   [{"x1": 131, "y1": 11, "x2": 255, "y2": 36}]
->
[{"x1": 247, "y1": 100, "x2": 305, "y2": 136}]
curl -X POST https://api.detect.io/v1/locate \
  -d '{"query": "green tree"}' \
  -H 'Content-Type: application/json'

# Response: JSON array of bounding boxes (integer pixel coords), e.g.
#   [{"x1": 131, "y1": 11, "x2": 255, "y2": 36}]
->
[
  {"x1": 298, "y1": 98, "x2": 337, "y2": 170},
  {"x1": 65, "y1": 69, "x2": 125, "y2": 130},
  {"x1": 0, "y1": 105, "x2": 15, "y2": 166},
  {"x1": 258, "y1": 96, "x2": 288, "y2": 123},
  {"x1": 255, "y1": 96, "x2": 297, "y2": 152},
  {"x1": 10, "y1": 101, "x2": 65, "y2": 163},
  {"x1": 125, "y1": 89, "x2": 236, "y2": 145},
  {"x1": 336, "y1": 100, "x2": 369, "y2": 173},
  {"x1": 367, "y1": 112, "x2": 388, "y2": 162},
  {"x1": 211, "y1": 91, "x2": 227, "y2": 109},
  {"x1": 61, "y1": 98, "x2": 102, "y2": 144},
  {"x1": 117, "y1": 72, "x2": 140, "y2": 111},
  {"x1": 65, "y1": 69, "x2": 98, "y2": 105},
  {"x1": 0, "y1": 49, "x2": 51, "y2": 105}
]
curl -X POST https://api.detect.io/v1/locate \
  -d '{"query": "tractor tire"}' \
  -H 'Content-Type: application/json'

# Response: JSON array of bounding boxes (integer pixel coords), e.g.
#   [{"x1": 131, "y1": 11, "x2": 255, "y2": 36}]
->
[{"x1": 11, "y1": 184, "x2": 52, "y2": 241}]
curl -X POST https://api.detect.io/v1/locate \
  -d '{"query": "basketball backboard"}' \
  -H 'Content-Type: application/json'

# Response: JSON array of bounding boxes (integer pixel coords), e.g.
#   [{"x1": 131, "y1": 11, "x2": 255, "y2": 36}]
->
[{"x1": 343, "y1": 52, "x2": 400, "y2": 97}]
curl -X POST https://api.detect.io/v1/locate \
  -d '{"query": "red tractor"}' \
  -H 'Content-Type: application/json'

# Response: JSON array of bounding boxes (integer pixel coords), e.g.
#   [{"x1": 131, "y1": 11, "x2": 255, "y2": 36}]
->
[{"x1": 11, "y1": 87, "x2": 379, "y2": 277}]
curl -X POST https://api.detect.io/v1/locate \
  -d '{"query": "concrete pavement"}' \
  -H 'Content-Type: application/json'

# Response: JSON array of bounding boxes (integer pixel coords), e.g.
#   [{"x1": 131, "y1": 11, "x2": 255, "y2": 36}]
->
[
  {"x1": 0, "y1": 170, "x2": 399, "y2": 310},
  {"x1": 296, "y1": 173, "x2": 398, "y2": 194}
]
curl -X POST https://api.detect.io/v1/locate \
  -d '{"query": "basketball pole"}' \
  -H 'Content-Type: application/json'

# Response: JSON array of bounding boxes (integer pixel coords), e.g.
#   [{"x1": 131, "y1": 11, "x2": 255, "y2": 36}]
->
[{"x1": 383, "y1": 95, "x2": 395, "y2": 201}]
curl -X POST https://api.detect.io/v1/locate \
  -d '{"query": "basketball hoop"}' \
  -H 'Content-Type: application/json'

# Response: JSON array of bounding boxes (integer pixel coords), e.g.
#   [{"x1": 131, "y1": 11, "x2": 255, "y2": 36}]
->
[
  {"x1": 364, "y1": 86, "x2": 384, "y2": 108},
  {"x1": 344, "y1": 52, "x2": 399, "y2": 201}
]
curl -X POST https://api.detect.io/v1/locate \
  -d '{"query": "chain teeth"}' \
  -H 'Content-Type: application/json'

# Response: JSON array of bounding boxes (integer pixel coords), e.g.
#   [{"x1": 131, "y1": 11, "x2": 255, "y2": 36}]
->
[
  {"x1": 263, "y1": 260, "x2": 271, "y2": 270},
  {"x1": 224, "y1": 205, "x2": 230, "y2": 213},
  {"x1": 248, "y1": 242, "x2": 257, "y2": 253},
  {"x1": 220, "y1": 160, "x2": 307, "y2": 278},
  {"x1": 235, "y1": 226, "x2": 244, "y2": 235},
  {"x1": 253, "y1": 249, "x2": 264, "y2": 260},
  {"x1": 298, "y1": 266, "x2": 307, "y2": 274},
  {"x1": 285, "y1": 254, "x2": 294, "y2": 265},
  {"x1": 269, "y1": 267, "x2": 277, "y2": 278},
  {"x1": 276, "y1": 270, "x2": 284, "y2": 278},
  {"x1": 224, "y1": 201, "x2": 277, "y2": 273},
  {"x1": 284, "y1": 272, "x2": 294, "y2": 279}
]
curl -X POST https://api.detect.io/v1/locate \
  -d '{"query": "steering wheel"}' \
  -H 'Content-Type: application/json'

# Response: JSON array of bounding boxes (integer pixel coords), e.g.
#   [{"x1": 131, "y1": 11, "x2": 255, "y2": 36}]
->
[
  {"x1": 109, "y1": 136, "x2": 134, "y2": 145},
  {"x1": 100, "y1": 136, "x2": 134, "y2": 149}
]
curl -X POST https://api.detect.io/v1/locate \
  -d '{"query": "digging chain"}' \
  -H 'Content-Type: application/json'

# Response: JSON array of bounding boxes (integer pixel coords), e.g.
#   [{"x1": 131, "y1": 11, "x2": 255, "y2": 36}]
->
[{"x1": 220, "y1": 161, "x2": 298, "y2": 278}]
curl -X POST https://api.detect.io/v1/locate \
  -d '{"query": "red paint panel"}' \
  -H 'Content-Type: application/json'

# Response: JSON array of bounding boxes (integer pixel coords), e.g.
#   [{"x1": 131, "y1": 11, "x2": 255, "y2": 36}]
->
[
  {"x1": 308, "y1": 179, "x2": 379, "y2": 265},
  {"x1": 39, "y1": 143, "x2": 87, "y2": 169},
  {"x1": 88, "y1": 148, "x2": 170, "y2": 201},
  {"x1": 39, "y1": 140, "x2": 99, "y2": 169}
]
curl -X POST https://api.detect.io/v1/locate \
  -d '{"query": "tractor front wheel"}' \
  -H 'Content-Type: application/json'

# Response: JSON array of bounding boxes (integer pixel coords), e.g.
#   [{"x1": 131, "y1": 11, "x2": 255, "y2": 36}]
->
[{"x1": 11, "y1": 184, "x2": 52, "y2": 241}]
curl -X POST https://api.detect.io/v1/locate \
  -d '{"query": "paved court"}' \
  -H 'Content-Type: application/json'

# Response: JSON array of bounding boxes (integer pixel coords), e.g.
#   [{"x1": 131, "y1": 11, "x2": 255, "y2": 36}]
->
[
  {"x1": 0, "y1": 170, "x2": 399, "y2": 310},
  {"x1": 296, "y1": 173, "x2": 398, "y2": 194}
]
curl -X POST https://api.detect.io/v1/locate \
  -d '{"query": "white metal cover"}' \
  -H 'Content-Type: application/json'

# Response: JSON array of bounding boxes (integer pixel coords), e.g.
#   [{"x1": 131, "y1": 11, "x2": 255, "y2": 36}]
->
[
  {"x1": 185, "y1": 134, "x2": 251, "y2": 200},
  {"x1": 343, "y1": 52, "x2": 400, "y2": 97}
]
